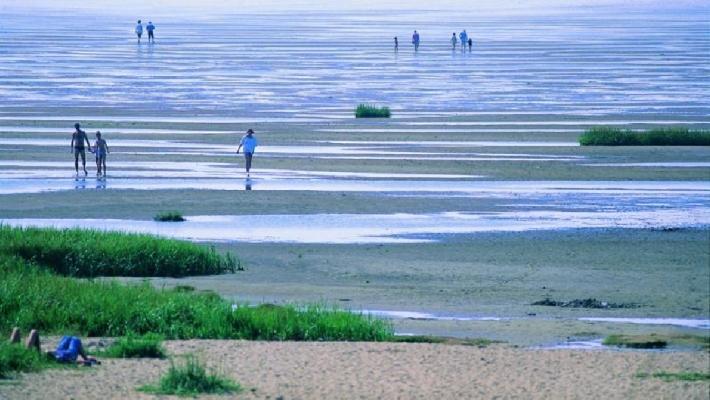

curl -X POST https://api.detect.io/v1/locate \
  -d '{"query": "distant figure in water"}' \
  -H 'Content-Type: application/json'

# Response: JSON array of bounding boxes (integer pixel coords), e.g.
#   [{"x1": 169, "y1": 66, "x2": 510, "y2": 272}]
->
[
  {"x1": 146, "y1": 21, "x2": 156, "y2": 43},
  {"x1": 394, "y1": 36, "x2": 398, "y2": 52},
  {"x1": 450, "y1": 32, "x2": 457, "y2": 50},
  {"x1": 135, "y1": 20, "x2": 143, "y2": 43},
  {"x1": 468, "y1": 38, "x2": 473, "y2": 52},
  {"x1": 70, "y1": 123, "x2": 91, "y2": 177},
  {"x1": 459, "y1": 30, "x2": 468, "y2": 52},
  {"x1": 412, "y1": 30, "x2": 420, "y2": 51},
  {"x1": 236, "y1": 129, "x2": 258, "y2": 176},
  {"x1": 93, "y1": 131, "x2": 110, "y2": 179}
]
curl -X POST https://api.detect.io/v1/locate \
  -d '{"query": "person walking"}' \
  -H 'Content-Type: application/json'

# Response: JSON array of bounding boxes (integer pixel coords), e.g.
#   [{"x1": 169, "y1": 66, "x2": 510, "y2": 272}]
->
[
  {"x1": 468, "y1": 37, "x2": 473, "y2": 52},
  {"x1": 412, "y1": 30, "x2": 420, "y2": 51},
  {"x1": 146, "y1": 21, "x2": 156, "y2": 43},
  {"x1": 459, "y1": 30, "x2": 468, "y2": 52},
  {"x1": 450, "y1": 32, "x2": 457, "y2": 50},
  {"x1": 394, "y1": 36, "x2": 398, "y2": 52},
  {"x1": 236, "y1": 129, "x2": 258, "y2": 176},
  {"x1": 70, "y1": 123, "x2": 91, "y2": 177},
  {"x1": 135, "y1": 20, "x2": 143, "y2": 43}
]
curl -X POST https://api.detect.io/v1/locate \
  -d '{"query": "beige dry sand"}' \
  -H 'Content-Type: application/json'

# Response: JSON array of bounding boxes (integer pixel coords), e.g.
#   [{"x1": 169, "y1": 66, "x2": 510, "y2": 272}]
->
[{"x1": 1, "y1": 341, "x2": 708, "y2": 400}]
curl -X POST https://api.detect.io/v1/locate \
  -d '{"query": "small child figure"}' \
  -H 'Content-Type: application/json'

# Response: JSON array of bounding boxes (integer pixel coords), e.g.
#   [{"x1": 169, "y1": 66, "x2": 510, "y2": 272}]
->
[
  {"x1": 93, "y1": 131, "x2": 110, "y2": 178},
  {"x1": 468, "y1": 38, "x2": 473, "y2": 52}
]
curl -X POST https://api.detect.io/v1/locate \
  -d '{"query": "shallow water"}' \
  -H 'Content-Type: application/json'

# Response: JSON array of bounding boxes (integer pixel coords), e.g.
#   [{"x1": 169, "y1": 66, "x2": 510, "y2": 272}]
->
[
  {"x1": 579, "y1": 317, "x2": 710, "y2": 329},
  {"x1": 2, "y1": 208, "x2": 708, "y2": 243},
  {"x1": 0, "y1": 11, "x2": 708, "y2": 117}
]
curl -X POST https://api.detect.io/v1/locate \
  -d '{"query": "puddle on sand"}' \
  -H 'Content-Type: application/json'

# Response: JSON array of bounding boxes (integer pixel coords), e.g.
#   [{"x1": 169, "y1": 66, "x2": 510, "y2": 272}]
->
[
  {"x1": 582, "y1": 162, "x2": 710, "y2": 168},
  {"x1": 536, "y1": 339, "x2": 605, "y2": 350},
  {"x1": 319, "y1": 140, "x2": 580, "y2": 147},
  {"x1": 1, "y1": 208, "x2": 708, "y2": 244},
  {"x1": 579, "y1": 318, "x2": 710, "y2": 329},
  {"x1": 359, "y1": 309, "x2": 505, "y2": 321},
  {"x1": 1, "y1": 178, "x2": 709, "y2": 197}
]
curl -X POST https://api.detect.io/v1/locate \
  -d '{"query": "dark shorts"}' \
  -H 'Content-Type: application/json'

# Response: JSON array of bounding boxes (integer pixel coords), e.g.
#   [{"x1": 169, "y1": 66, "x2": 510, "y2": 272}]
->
[
  {"x1": 74, "y1": 147, "x2": 85, "y2": 156},
  {"x1": 137, "y1": 33, "x2": 142, "y2": 38}
]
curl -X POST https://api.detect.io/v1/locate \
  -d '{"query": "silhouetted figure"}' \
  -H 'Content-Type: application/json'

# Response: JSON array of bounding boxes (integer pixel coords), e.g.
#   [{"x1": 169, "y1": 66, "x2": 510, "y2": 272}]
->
[
  {"x1": 451, "y1": 32, "x2": 457, "y2": 50},
  {"x1": 394, "y1": 36, "x2": 398, "y2": 52},
  {"x1": 147, "y1": 21, "x2": 155, "y2": 43},
  {"x1": 468, "y1": 38, "x2": 473, "y2": 52},
  {"x1": 70, "y1": 123, "x2": 91, "y2": 177},
  {"x1": 412, "y1": 30, "x2": 420, "y2": 51},
  {"x1": 135, "y1": 20, "x2": 143, "y2": 43},
  {"x1": 459, "y1": 30, "x2": 468, "y2": 52}
]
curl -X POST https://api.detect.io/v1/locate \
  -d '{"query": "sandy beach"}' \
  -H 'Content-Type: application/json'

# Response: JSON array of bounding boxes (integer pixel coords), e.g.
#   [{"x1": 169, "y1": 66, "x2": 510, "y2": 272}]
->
[{"x1": 1, "y1": 341, "x2": 708, "y2": 400}]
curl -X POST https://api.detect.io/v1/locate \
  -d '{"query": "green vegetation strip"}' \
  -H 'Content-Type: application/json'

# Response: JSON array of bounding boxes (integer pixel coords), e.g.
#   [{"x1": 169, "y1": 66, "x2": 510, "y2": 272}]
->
[
  {"x1": 636, "y1": 371, "x2": 710, "y2": 382},
  {"x1": 0, "y1": 225, "x2": 237, "y2": 277},
  {"x1": 0, "y1": 256, "x2": 394, "y2": 340},
  {"x1": 579, "y1": 126, "x2": 710, "y2": 146},
  {"x1": 139, "y1": 355, "x2": 241, "y2": 397},
  {"x1": 603, "y1": 334, "x2": 709, "y2": 350},
  {"x1": 355, "y1": 104, "x2": 391, "y2": 118}
]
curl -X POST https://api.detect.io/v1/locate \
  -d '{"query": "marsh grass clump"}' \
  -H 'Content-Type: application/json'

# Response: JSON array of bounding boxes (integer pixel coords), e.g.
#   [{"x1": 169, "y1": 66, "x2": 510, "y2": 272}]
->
[
  {"x1": 99, "y1": 334, "x2": 166, "y2": 358},
  {"x1": 603, "y1": 334, "x2": 667, "y2": 349},
  {"x1": 154, "y1": 211, "x2": 186, "y2": 222},
  {"x1": 355, "y1": 104, "x2": 391, "y2": 118},
  {"x1": 0, "y1": 225, "x2": 237, "y2": 277},
  {"x1": 0, "y1": 256, "x2": 394, "y2": 341},
  {"x1": 636, "y1": 371, "x2": 710, "y2": 382},
  {"x1": 0, "y1": 342, "x2": 49, "y2": 378},
  {"x1": 139, "y1": 355, "x2": 240, "y2": 396},
  {"x1": 579, "y1": 126, "x2": 710, "y2": 146}
]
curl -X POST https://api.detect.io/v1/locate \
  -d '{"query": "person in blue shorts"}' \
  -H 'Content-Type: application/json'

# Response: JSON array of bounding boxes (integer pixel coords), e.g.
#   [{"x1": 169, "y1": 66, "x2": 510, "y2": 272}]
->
[
  {"x1": 135, "y1": 20, "x2": 143, "y2": 43},
  {"x1": 236, "y1": 129, "x2": 258, "y2": 176}
]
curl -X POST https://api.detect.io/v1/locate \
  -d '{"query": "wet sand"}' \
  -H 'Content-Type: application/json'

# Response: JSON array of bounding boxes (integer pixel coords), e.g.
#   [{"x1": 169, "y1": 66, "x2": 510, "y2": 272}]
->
[{"x1": 1, "y1": 341, "x2": 708, "y2": 400}]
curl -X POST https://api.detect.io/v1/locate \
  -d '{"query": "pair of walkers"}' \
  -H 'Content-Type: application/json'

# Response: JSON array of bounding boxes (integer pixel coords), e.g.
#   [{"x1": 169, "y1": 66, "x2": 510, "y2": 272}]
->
[
  {"x1": 71, "y1": 123, "x2": 110, "y2": 178},
  {"x1": 451, "y1": 30, "x2": 473, "y2": 51},
  {"x1": 393, "y1": 31, "x2": 421, "y2": 52},
  {"x1": 135, "y1": 20, "x2": 156, "y2": 43}
]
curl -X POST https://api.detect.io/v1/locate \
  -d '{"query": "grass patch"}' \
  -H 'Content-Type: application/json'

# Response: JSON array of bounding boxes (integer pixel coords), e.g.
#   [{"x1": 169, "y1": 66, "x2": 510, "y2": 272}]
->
[
  {"x1": 579, "y1": 126, "x2": 710, "y2": 146},
  {"x1": 154, "y1": 211, "x2": 186, "y2": 222},
  {"x1": 0, "y1": 342, "x2": 49, "y2": 379},
  {"x1": 392, "y1": 335, "x2": 501, "y2": 347},
  {"x1": 98, "y1": 334, "x2": 166, "y2": 359},
  {"x1": 636, "y1": 371, "x2": 710, "y2": 382},
  {"x1": 603, "y1": 334, "x2": 667, "y2": 349},
  {"x1": 0, "y1": 256, "x2": 394, "y2": 340},
  {"x1": 139, "y1": 354, "x2": 240, "y2": 396},
  {"x1": 0, "y1": 225, "x2": 238, "y2": 277},
  {"x1": 355, "y1": 104, "x2": 391, "y2": 118}
]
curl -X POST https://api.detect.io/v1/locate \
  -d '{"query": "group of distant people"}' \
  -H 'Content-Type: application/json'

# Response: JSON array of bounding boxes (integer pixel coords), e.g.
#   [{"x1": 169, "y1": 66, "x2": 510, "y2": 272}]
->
[
  {"x1": 69, "y1": 124, "x2": 258, "y2": 179},
  {"x1": 394, "y1": 30, "x2": 472, "y2": 52},
  {"x1": 134, "y1": 20, "x2": 156, "y2": 43}
]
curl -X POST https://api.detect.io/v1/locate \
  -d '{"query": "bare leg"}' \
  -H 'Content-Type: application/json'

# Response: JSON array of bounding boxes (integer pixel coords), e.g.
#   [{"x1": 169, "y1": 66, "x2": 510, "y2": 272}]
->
[
  {"x1": 102, "y1": 157, "x2": 107, "y2": 177},
  {"x1": 74, "y1": 151, "x2": 79, "y2": 174},
  {"x1": 80, "y1": 151, "x2": 87, "y2": 175},
  {"x1": 96, "y1": 157, "x2": 101, "y2": 176}
]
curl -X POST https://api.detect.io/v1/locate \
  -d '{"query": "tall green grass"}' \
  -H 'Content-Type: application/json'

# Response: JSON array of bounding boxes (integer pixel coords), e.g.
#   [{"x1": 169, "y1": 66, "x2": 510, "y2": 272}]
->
[
  {"x1": 355, "y1": 104, "x2": 391, "y2": 118},
  {"x1": 0, "y1": 342, "x2": 49, "y2": 378},
  {"x1": 579, "y1": 126, "x2": 710, "y2": 146},
  {"x1": 0, "y1": 225, "x2": 237, "y2": 277},
  {"x1": 0, "y1": 256, "x2": 394, "y2": 341},
  {"x1": 139, "y1": 355, "x2": 241, "y2": 396},
  {"x1": 99, "y1": 334, "x2": 166, "y2": 358}
]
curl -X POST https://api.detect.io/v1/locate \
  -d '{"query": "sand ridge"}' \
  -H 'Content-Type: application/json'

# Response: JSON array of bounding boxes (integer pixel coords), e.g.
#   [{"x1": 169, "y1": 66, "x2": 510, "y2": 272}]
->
[{"x1": 1, "y1": 340, "x2": 707, "y2": 400}]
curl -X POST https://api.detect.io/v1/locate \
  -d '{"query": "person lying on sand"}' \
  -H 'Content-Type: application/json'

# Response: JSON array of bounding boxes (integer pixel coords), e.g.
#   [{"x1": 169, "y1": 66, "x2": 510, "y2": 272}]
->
[{"x1": 50, "y1": 335, "x2": 100, "y2": 366}]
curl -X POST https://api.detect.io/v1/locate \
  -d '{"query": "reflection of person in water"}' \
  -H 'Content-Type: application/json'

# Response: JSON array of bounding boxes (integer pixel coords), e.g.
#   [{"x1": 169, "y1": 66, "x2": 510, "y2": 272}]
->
[{"x1": 245, "y1": 180, "x2": 252, "y2": 191}]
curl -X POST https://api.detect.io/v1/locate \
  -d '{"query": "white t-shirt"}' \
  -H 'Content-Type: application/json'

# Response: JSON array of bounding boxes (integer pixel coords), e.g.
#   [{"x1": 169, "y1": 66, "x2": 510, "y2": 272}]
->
[
  {"x1": 135, "y1": 24, "x2": 143, "y2": 34},
  {"x1": 240, "y1": 135, "x2": 258, "y2": 153}
]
